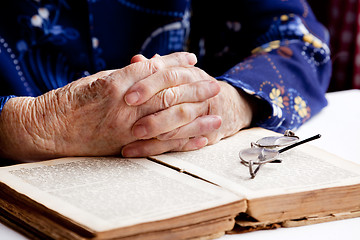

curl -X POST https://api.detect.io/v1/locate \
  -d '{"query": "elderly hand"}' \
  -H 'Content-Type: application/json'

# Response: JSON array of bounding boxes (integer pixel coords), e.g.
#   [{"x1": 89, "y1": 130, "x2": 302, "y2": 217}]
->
[
  {"x1": 0, "y1": 52, "x2": 221, "y2": 161},
  {"x1": 121, "y1": 55, "x2": 257, "y2": 157}
]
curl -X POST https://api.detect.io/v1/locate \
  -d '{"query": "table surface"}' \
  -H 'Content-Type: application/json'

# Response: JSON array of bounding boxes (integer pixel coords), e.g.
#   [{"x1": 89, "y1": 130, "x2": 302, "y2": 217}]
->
[{"x1": 1, "y1": 90, "x2": 360, "y2": 240}]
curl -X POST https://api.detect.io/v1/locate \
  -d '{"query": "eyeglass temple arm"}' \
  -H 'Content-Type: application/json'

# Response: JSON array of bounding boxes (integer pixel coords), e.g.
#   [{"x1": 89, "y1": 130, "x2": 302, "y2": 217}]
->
[{"x1": 278, "y1": 134, "x2": 321, "y2": 154}]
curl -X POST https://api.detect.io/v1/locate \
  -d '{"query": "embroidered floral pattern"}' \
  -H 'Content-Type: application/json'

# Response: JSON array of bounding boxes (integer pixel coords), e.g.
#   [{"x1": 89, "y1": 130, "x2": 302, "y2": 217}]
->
[
  {"x1": 252, "y1": 14, "x2": 330, "y2": 66},
  {"x1": 294, "y1": 96, "x2": 308, "y2": 118},
  {"x1": 12, "y1": 0, "x2": 81, "y2": 95},
  {"x1": 31, "y1": 7, "x2": 50, "y2": 27},
  {"x1": 272, "y1": 103, "x2": 283, "y2": 118},
  {"x1": 21, "y1": 1, "x2": 79, "y2": 46},
  {"x1": 219, "y1": 12, "x2": 330, "y2": 133},
  {"x1": 269, "y1": 88, "x2": 284, "y2": 108}
]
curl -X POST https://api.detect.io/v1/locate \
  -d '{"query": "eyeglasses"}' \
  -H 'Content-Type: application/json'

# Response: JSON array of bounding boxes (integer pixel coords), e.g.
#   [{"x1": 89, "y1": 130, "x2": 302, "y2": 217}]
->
[{"x1": 239, "y1": 130, "x2": 321, "y2": 179}]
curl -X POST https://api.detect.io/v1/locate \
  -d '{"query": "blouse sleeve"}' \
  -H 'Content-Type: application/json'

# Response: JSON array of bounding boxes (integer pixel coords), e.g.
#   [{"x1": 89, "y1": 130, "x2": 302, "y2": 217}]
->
[
  {"x1": 193, "y1": 0, "x2": 332, "y2": 133},
  {"x1": 0, "y1": 95, "x2": 16, "y2": 115}
]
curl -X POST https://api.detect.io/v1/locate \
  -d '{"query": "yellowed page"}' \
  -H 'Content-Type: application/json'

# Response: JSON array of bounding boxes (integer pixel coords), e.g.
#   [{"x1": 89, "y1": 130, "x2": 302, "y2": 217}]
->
[
  {"x1": 0, "y1": 157, "x2": 241, "y2": 233},
  {"x1": 153, "y1": 128, "x2": 360, "y2": 200}
]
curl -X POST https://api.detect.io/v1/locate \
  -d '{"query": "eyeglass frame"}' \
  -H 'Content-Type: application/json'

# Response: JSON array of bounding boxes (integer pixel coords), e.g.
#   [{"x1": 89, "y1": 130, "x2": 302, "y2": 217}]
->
[{"x1": 239, "y1": 130, "x2": 321, "y2": 179}]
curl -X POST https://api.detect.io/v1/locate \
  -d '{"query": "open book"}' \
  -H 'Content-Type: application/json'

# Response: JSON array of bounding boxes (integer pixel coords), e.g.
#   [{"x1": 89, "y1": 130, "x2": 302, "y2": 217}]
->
[{"x1": 0, "y1": 128, "x2": 360, "y2": 239}]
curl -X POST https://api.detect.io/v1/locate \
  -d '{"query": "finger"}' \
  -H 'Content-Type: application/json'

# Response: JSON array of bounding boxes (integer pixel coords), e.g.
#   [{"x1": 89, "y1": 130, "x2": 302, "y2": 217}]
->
[
  {"x1": 150, "y1": 79, "x2": 220, "y2": 109},
  {"x1": 133, "y1": 102, "x2": 209, "y2": 139},
  {"x1": 124, "y1": 66, "x2": 213, "y2": 106},
  {"x1": 131, "y1": 54, "x2": 160, "y2": 64},
  {"x1": 121, "y1": 136, "x2": 208, "y2": 157},
  {"x1": 156, "y1": 115, "x2": 222, "y2": 140},
  {"x1": 132, "y1": 80, "x2": 219, "y2": 140},
  {"x1": 106, "y1": 52, "x2": 197, "y2": 89},
  {"x1": 130, "y1": 54, "x2": 148, "y2": 64},
  {"x1": 151, "y1": 53, "x2": 161, "y2": 58}
]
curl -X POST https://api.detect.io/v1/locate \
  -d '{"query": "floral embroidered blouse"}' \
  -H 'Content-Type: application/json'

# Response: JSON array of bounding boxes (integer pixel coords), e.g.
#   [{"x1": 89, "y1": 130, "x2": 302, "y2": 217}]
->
[{"x1": 0, "y1": 0, "x2": 331, "y2": 133}]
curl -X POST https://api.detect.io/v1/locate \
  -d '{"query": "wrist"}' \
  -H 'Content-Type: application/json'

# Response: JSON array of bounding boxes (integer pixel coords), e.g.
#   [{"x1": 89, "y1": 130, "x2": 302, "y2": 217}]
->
[
  {"x1": 0, "y1": 95, "x2": 61, "y2": 161},
  {"x1": 239, "y1": 90, "x2": 272, "y2": 127},
  {"x1": 215, "y1": 82, "x2": 254, "y2": 134}
]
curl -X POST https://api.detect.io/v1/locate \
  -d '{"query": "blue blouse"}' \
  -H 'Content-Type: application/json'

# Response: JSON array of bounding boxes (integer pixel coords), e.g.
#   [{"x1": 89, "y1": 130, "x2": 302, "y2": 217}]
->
[{"x1": 0, "y1": 0, "x2": 331, "y2": 133}]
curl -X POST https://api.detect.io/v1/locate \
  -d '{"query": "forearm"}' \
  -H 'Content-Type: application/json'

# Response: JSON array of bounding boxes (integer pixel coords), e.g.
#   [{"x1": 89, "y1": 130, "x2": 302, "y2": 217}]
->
[
  {"x1": 1, "y1": 52, "x2": 217, "y2": 160},
  {"x1": 0, "y1": 96, "x2": 60, "y2": 161}
]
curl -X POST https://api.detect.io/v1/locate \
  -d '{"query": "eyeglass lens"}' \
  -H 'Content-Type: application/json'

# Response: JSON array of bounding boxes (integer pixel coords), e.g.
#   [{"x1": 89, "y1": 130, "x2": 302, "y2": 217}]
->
[{"x1": 239, "y1": 133, "x2": 321, "y2": 178}]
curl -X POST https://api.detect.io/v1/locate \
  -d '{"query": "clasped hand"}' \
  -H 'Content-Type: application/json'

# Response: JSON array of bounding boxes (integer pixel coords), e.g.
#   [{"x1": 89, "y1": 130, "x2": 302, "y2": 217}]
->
[
  {"x1": 0, "y1": 52, "x2": 253, "y2": 161},
  {"x1": 122, "y1": 53, "x2": 254, "y2": 157}
]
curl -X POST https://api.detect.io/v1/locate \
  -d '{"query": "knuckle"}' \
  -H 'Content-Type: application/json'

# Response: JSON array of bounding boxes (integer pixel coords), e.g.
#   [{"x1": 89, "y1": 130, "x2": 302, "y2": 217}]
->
[
  {"x1": 162, "y1": 68, "x2": 180, "y2": 83},
  {"x1": 96, "y1": 76, "x2": 118, "y2": 93},
  {"x1": 173, "y1": 138, "x2": 189, "y2": 151},
  {"x1": 147, "y1": 58, "x2": 165, "y2": 74},
  {"x1": 172, "y1": 138, "x2": 189, "y2": 151},
  {"x1": 93, "y1": 76, "x2": 108, "y2": 87},
  {"x1": 160, "y1": 88, "x2": 179, "y2": 108},
  {"x1": 69, "y1": 77, "x2": 110, "y2": 107}
]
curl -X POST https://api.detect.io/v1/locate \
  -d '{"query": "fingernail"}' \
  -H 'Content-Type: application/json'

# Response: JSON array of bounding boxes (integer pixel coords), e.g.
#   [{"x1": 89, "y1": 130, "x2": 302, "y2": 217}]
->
[
  {"x1": 198, "y1": 136, "x2": 209, "y2": 147},
  {"x1": 133, "y1": 124, "x2": 148, "y2": 138},
  {"x1": 186, "y1": 53, "x2": 197, "y2": 65},
  {"x1": 125, "y1": 91, "x2": 140, "y2": 105},
  {"x1": 210, "y1": 115, "x2": 222, "y2": 129},
  {"x1": 122, "y1": 147, "x2": 138, "y2": 157}
]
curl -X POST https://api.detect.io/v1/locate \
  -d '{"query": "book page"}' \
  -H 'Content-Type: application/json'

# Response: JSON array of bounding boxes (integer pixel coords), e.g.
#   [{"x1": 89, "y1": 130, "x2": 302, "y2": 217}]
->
[
  {"x1": 0, "y1": 157, "x2": 242, "y2": 232},
  {"x1": 153, "y1": 128, "x2": 360, "y2": 199}
]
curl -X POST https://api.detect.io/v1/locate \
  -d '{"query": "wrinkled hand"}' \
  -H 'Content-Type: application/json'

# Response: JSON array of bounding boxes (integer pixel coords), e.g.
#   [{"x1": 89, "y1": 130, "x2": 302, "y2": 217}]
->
[
  {"x1": 0, "y1": 52, "x2": 220, "y2": 161},
  {"x1": 122, "y1": 55, "x2": 255, "y2": 157}
]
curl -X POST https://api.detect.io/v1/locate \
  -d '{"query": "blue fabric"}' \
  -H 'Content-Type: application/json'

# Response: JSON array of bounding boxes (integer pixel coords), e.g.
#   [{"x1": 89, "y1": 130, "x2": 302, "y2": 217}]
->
[
  {"x1": 0, "y1": 0, "x2": 331, "y2": 133},
  {"x1": 0, "y1": 95, "x2": 16, "y2": 113}
]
